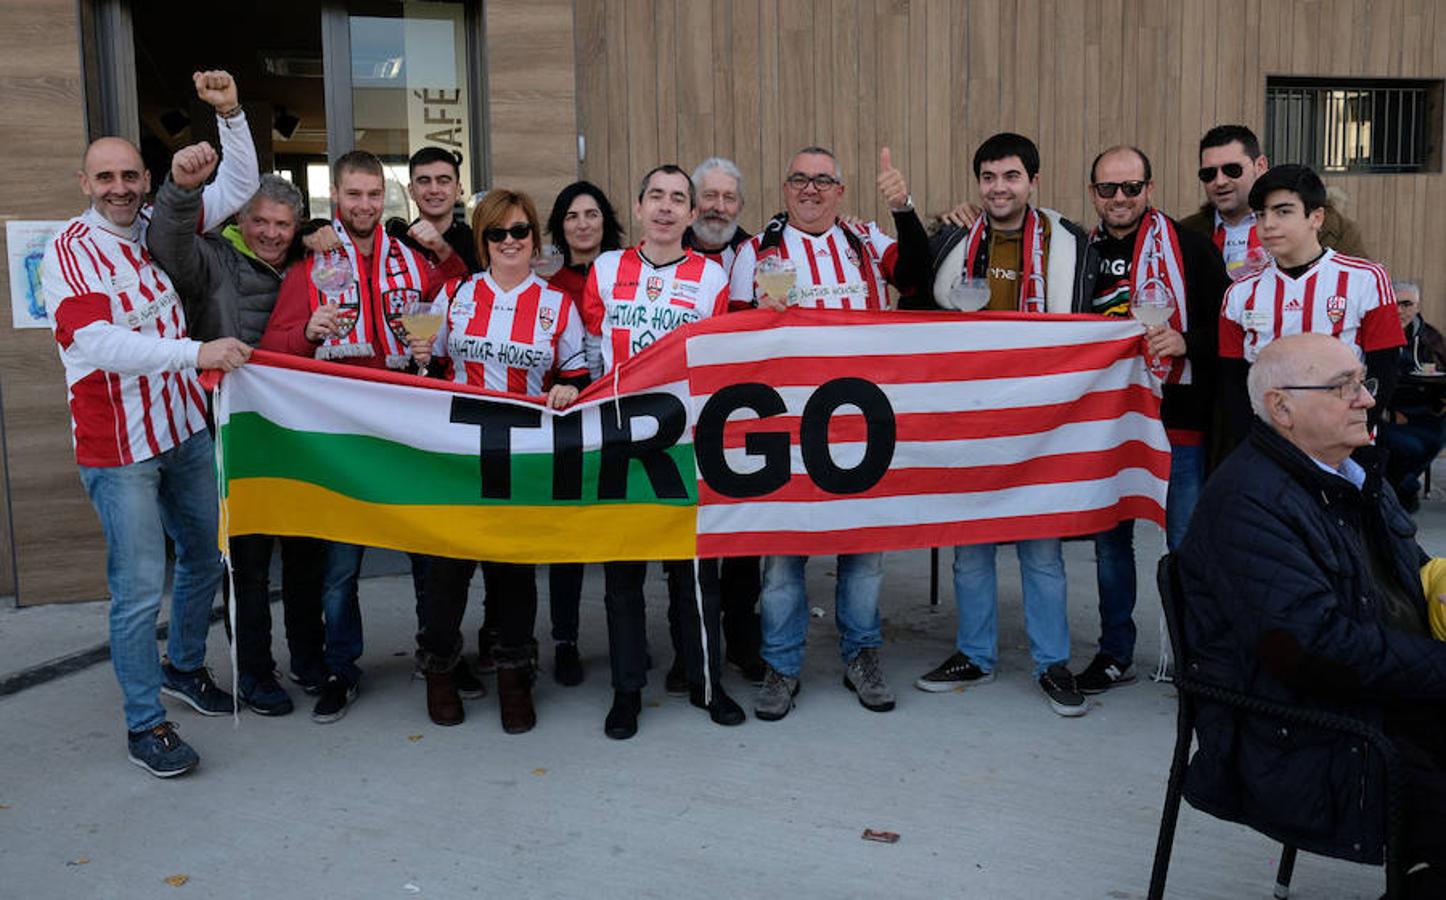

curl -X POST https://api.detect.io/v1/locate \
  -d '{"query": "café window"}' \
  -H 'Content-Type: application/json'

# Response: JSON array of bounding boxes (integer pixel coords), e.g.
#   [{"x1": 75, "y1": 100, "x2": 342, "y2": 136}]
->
[{"x1": 1264, "y1": 76, "x2": 1443, "y2": 174}]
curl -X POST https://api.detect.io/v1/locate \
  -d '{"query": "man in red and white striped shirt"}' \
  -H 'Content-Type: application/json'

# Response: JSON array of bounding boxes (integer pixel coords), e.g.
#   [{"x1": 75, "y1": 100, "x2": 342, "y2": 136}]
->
[
  {"x1": 44, "y1": 122, "x2": 255, "y2": 777},
  {"x1": 1219, "y1": 164, "x2": 1404, "y2": 445}
]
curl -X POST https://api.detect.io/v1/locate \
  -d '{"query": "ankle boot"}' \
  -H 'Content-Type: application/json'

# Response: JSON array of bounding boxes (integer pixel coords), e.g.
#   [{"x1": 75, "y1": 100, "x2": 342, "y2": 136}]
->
[
  {"x1": 496, "y1": 656, "x2": 537, "y2": 735},
  {"x1": 424, "y1": 668, "x2": 464, "y2": 726},
  {"x1": 604, "y1": 690, "x2": 642, "y2": 740}
]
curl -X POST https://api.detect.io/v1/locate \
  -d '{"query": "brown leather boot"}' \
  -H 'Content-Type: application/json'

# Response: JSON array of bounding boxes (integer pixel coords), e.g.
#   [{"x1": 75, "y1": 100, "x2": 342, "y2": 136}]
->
[
  {"x1": 424, "y1": 668, "x2": 464, "y2": 726},
  {"x1": 495, "y1": 657, "x2": 536, "y2": 734}
]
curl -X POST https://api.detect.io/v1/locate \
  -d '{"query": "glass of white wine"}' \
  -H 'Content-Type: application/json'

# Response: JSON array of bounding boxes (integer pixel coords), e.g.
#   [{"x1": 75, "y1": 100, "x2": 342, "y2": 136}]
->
[
  {"x1": 1132, "y1": 279, "x2": 1176, "y2": 374},
  {"x1": 531, "y1": 244, "x2": 565, "y2": 279},
  {"x1": 756, "y1": 255, "x2": 797, "y2": 307},
  {"x1": 311, "y1": 250, "x2": 357, "y2": 339},
  {"x1": 402, "y1": 298, "x2": 445, "y2": 377}
]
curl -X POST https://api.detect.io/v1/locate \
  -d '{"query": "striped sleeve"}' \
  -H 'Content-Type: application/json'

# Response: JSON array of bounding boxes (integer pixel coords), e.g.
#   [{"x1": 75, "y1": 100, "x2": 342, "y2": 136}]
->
[
  {"x1": 1218, "y1": 281, "x2": 1247, "y2": 359},
  {"x1": 728, "y1": 238, "x2": 759, "y2": 307},
  {"x1": 44, "y1": 228, "x2": 112, "y2": 349},
  {"x1": 553, "y1": 298, "x2": 588, "y2": 377},
  {"x1": 1356, "y1": 262, "x2": 1406, "y2": 352}
]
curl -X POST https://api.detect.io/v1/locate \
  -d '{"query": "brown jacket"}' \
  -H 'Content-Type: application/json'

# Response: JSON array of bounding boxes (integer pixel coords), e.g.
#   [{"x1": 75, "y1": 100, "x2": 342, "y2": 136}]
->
[{"x1": 1178, "y1": 202, "x2": 1367, "y2": 258}]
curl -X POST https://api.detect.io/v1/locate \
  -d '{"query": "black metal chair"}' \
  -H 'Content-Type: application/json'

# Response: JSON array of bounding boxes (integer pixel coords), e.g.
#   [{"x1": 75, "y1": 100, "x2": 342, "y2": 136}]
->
[{"x1": 1147, "y1": 553, "x2": 1408, "y2": 899}]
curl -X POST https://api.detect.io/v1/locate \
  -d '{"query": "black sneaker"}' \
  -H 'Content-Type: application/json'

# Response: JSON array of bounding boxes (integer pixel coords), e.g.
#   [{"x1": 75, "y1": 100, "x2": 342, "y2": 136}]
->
[
  {"x1": 288, "y1": 669, "x2": 325, "y2": 695},
  {"x1": 238, "y1": 673, "x2": 295, "y2": 716},
  {"x1": 312, "y1": 675, "x2": 358, "y2": 723},
  {"x1": 1039, "y1": 663, "x2": 1089, "y2": 717},
  {"x1": 1075, "y1": 653, "x2": 1136, "y2": 694},
  {"x1": 127, "y1": 721, "x2": 198, "y2": 778},
  {"x1": 664, "y1": 658, "x2": 689, "y2": 695},
  {"x1": 453, "y1": 661, "x2": 486, "y2": 699},
  {"x1": 161, "y1": 663, "x2": 235, "y2": 716},
  {"x1": 553, "y1": 642, "x2": 584, "y2": 687},
  {"x1": 914, "y1": 651, "x2": 995, "y2": 692}
]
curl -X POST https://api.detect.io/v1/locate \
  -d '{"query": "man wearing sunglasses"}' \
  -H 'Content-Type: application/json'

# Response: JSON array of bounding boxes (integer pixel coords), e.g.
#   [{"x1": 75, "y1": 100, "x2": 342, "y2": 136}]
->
[
  {"x1": 1218, "y1": 164, "x2": 1403, "y2": 449},
  {"x1": 1076, "y1": 146, "x2": 1230, "y2": 694},
  {"x1": 1177, "y1": 332, "x2": 1446, "y2": 898},
  {"x1": 1180, "y1": 125, "x2": 1366, "y2": 278},
  {"x1": 728, "y1": 145, "x2": 930, "y2": 723}
]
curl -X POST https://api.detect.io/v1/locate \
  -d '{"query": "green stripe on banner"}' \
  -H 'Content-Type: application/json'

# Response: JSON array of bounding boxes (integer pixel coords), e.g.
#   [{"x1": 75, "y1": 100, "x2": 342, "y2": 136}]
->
[{"x1": 222, "y1": 412, "x2": 697, "y2": 506}]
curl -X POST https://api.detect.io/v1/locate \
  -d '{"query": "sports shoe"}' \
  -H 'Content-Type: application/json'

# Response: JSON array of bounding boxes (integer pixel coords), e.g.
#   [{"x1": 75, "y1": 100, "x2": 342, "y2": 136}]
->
[
  {"x1": 1075, "y1": 653, "x2": 1136, "y2": 694},
  {"x1": 161, "y1": 663, "x2": 235, "y2": 716},
  {"x1": 664, "y1": 658, "x2": 689, "y2": 695},
  {"x1": 689, "y1": 683, "x2": 746, "y2": 726},
  {"x1": 754, "y1": 665, "x2": 800, "y2": 722},
  {"x1": 238, "y1": 673, "x2": 295, "y2": 716},
  {"x1": 312, "y1": 675, "x2": 358, "y2": 723},
  {"x1": 453, "y1": 660, "x2": 486, "y2": 699},
  {"x1": 1039, "y1": 663, "x2": 1089, "y2": 717},
  {"x1": 914, "y1": 651, "x2": 995, "y2": 692},
  {"x1": 843, "y1": 648, "x2": 896, "y2": 712},
  {"x1": 553, "y1": 641, "x2": 584, "y2": 687},
  {"x1": 127, "y1": 721, "x2": 198, "y2": 778}
]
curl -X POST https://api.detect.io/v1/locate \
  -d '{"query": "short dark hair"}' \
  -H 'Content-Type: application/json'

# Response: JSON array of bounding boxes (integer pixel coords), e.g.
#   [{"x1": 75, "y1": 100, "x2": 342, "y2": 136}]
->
[
  {"x1": 546, "y1": 180, "x2": 626, "y2": 266},
  {"x1": 333, "y1": 149, "x2": 383, "y2": 185},
  {"x1": 1089, "y1": 145, "x2": 1152, "y2": 184},
  {"x1": 1248, "y1": 163, "x2": 1328, "y2": 213},
  {"x1": 636, "y1": 164, "x2": 696, "y2": 208},
  {"x1": 973, "y1": 133, "x2": 1039, "y2": 179},
  {"x1": 1199, "y1": 124, "x2": 1262, "y2": 160},
  {"x1": 409, "y1": 146, "x2": 462, "y2": 177}
]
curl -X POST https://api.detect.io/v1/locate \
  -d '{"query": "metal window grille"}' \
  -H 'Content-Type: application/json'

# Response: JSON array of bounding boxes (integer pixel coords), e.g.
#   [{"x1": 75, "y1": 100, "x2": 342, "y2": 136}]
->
[{"x1": 1264, "y1": 77, "x2": 1443, "y2": 174}]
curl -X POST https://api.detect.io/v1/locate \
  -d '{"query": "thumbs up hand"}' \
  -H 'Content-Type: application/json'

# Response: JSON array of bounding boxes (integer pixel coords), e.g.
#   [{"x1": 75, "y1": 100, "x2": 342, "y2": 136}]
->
[{"x1": 877, "y1": 146, "x2": 911, "y2": 212}]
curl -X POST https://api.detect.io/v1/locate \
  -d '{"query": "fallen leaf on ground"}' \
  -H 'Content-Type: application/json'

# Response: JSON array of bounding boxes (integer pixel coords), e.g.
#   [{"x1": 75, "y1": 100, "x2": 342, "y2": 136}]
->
[
  {"x1": 164, "y1": 874, "x2": 189, "y2": 887},
  {"x1": 861, "y1": 829, "x2": 900, "y2": 844},
  {"x1": 406, "y1": 734, "x2": 423, "y2": 743},
  {"x1": 531, "y1": 768, "x2": 547, "y2": 776},
  {"x1": 0, "y1": 803, "x2": 11, "y2": 809},
  {"x1": 67, "y1": 857, "x2": 89, "y2": 866}
]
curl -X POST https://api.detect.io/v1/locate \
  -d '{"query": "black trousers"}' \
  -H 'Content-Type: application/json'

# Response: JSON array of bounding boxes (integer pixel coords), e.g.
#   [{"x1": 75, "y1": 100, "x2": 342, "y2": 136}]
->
[
  {"x1": 229, "y1": 534, "x2": 325, "y2": 679},
  {"x1": 416, "y1": 558, "x2": 536, "y2": 671},
  {"x1": 604, "y1": 559, "x2": 721, "y2": 693},
  {"x1": 719, "y1": 555, "x2": 761, "y2": 660},
  {"x1": 1387, "y1": 705, "x2": 1446, "y2": 868},
  {"x1": 549, "y1": 563, "x2": 584, "y2": 643}
]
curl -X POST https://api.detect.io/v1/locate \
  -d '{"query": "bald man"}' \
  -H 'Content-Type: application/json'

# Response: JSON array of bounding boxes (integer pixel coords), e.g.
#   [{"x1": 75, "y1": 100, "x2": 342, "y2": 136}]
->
[
  {"x1": 42, "y1": 71, "x2": 260, "y2": 777},
  {"x1": 1178, "y1": 333, "x2": 1446, "y2": 894}
]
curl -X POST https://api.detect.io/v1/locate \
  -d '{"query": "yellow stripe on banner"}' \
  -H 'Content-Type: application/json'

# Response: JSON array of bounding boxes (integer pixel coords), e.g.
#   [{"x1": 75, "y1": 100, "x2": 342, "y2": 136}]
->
[{"x1": 226, "y1": 478, "x2": 698, "y2": 562}]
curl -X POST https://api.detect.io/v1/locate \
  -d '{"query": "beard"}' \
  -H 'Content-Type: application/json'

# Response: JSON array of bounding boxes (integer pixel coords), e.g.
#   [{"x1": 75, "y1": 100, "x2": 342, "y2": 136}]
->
[{"x1": 691, "y1": 213, "x2": 738, "y2": 249}]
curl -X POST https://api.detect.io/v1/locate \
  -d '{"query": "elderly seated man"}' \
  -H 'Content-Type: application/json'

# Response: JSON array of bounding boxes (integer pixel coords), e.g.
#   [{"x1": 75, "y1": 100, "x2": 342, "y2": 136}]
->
[
  {"x1": 1177, "y1": 332, "x2": 1446, "y2": 897},
  {"x1": 1379, "y1": 280, "x2": 1446, "y2": 513}
]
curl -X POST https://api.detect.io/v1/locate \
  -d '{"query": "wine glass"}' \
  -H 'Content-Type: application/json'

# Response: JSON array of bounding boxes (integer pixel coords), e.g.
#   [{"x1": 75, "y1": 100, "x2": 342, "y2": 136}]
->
[
  {"x1": 1132, "y1": 279, "x2": 1176, "y2": 376},
  {"x1": 946, "y1": 276, "x2": 991, "y2": 311},
  {"x1": 310, "y1": 249, "x2": 355, "y2": 296},
  {"x1": 402, "y1": 297, "x2": 445, "y2": 377},
  {"x1": 755, "y1": 256, "x2": 797, "y2": 306},
  {"x1": 531, "y1": 244, "x2": 565, "y2": 279}
]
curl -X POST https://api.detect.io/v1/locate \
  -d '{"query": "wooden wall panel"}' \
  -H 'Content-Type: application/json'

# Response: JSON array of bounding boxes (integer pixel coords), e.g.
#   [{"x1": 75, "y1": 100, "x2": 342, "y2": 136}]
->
[
  {"x1": 0, "y1": 0, "x2": 109, "y2": 605},
  {"x1": 573, "y1": 0, "x2": 1446, "y2": 322}
]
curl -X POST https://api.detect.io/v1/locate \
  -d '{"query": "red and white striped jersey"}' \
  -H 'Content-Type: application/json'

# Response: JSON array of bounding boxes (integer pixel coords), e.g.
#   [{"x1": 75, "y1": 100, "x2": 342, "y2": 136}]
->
[
  {"x1": 43, "y1": 209, "x2": 208, "y2": 468},
  {"x1": 1219, "y1": 249, "x2": 1404, "y2": 362},
  {"x1": 436, "y1": 272, "x2": 587, "y2": 395},
  {"x1": 1213, "y1": 210, "x2": 1261, "y2": 275},
  {"x1": 729, "y1": 221, "x2": 899, "y2": 310},
  {"x1": 581, "y1": 247, "x2": 729, "y2": 374}
]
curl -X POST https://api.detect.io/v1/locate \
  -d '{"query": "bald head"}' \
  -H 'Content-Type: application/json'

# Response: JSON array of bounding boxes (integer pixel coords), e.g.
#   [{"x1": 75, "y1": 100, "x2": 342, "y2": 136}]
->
[
  {"x1": 79, "y1": 137, "x2": 150, "y2": 228},
  {"x1": 1248, "y1": 333, "x2": 1374, "y2": 466}
]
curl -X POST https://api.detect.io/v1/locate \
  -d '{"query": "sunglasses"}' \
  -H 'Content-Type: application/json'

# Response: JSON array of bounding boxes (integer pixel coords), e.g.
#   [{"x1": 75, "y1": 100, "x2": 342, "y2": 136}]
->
[
  {"x1": 1197, "y1": 163, "x2": 1246, "y2": 182},
  {"x1": 484, "y1": 223, "x2": 533, "y2": 243},
  {"x1": 1091, "y1": 180, "x2": 1148, "y2": 199}
]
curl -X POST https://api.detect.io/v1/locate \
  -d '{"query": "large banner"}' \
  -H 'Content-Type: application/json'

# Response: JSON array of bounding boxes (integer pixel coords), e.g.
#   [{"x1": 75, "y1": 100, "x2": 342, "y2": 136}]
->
[{"x1": 216, "y1": 309, "x2": 1168, "y2": 562}]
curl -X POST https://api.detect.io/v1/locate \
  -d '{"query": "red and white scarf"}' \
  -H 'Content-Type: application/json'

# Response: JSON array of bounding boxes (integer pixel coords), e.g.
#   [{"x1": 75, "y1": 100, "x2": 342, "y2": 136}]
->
[
  {"x1": 1128, "y1": 209, "x2": 1191, "y2": 385},
  {"x1": 305, "y1": 219, "x2": 425, "y2": 368},
  {"x1": 962, "y1": 205, "x2": 1048, "y2": 312}
]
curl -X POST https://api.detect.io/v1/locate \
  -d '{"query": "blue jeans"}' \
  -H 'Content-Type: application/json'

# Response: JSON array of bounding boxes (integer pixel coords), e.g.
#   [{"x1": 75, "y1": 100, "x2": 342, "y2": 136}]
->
[
  {"x1": 1091, "y1": 442, "x2": 1206, "y2": 662},
  {"x1": 759, "y1": 553, "x2": 883, "y2": 677},
  {"x1": 315, "y1": 542, "x2": 366, "y2": 684},
  {"x1": 952, "y1": 539, "x2": 1067, "y2": 677},
  {"x1": 78, "y1": 432, "x2": 222, "y2": 732}
]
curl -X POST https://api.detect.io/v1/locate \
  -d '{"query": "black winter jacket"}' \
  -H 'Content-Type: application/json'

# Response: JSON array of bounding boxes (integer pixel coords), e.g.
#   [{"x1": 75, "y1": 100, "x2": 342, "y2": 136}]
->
[{"x1": 1177, "y1": 419, "x2": 1446, "y2": 862}]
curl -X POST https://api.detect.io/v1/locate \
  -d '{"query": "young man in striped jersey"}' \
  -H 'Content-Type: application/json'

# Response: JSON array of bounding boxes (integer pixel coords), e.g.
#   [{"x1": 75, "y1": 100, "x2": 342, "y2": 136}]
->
[
  {"x1": 43, "y1": 122, "x2": 256, "y2": 776},
  {"x1": 1218, "y1": 164, "x2": 1404, "y2": 446},
  {"x1": 1076, "y1": 146, "x2": 1230, "y2": 693},
  {"x1": 730, "y1": 145, "x2": 930, "y2": 721},
  {"x1": 910, "y1": 132, "x2": 1096, "y2": 717},
  {"x1": 580, "y1": 163, "x2": 742, "y2": 739}
]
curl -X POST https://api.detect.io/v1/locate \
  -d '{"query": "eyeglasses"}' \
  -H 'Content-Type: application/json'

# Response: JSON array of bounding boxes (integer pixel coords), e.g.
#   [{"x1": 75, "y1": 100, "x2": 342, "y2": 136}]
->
[
  {"x1": 1399, "y1": 299, "x2": 1418, "y2": 308},
  {"x1": 1091, "y1": 180, "x2": 1148, "y2": 199},
  {"x1": 484, "y1": 223, "x2": 533, "y2": 243},
  {"x1": 1276, "y1": 377, "x2": 1378, "y2": 401},
  {"x1": 784, "y1": 173, "x2": 842, "y2": 191},
  {"x1": 1197, "y1": 162, "x2": 1246, "y2": 183}
]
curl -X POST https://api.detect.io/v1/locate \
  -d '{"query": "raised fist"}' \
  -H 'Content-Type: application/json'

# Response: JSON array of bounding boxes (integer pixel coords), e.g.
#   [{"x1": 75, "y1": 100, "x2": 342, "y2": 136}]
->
[
  {"x1": 170, "y1": 142, "x2": 218, "y2": 190},
  {"x1": 193, "y1": 70, "x2": 239, "y2": 113}
]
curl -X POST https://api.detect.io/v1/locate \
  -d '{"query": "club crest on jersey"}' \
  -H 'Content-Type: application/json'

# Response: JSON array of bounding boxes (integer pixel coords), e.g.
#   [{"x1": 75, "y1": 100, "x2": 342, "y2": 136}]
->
[
  {"x1": 645, "y1": 275, "x2": 664, "y2": 301},
  {"x1": 537, "y1": 306, "x2": 555, "y2": 333},
  {"x1": 1325, "y1": 295, "x2": 1348, "y2": 323}
]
